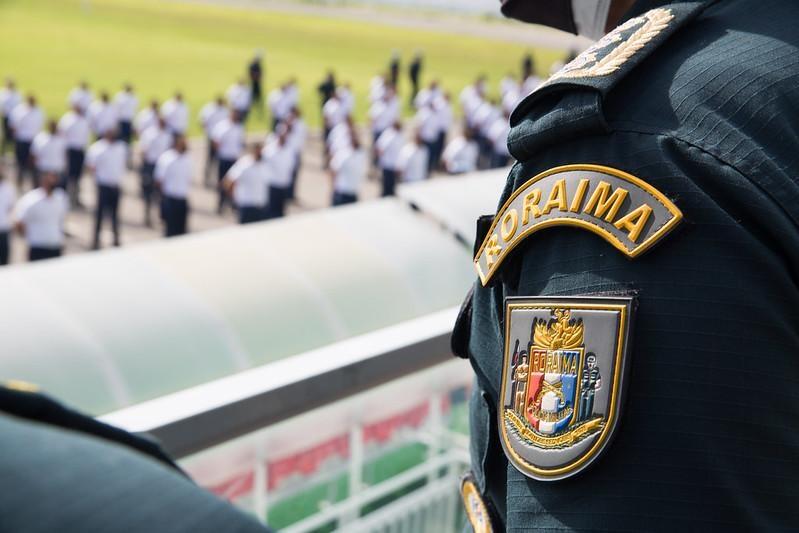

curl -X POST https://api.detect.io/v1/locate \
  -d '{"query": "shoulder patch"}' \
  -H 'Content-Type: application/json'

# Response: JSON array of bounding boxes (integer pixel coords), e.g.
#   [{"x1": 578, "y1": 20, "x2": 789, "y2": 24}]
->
[
  {"x1": 460, "y1": 473, "x2": 494, "y2": 533},
  {"x1": 499, "y1": 296, "x2": 635, "y2": 481},
  {"x1": 474, "y1": 164, "x2": 681, "y2": 285}
]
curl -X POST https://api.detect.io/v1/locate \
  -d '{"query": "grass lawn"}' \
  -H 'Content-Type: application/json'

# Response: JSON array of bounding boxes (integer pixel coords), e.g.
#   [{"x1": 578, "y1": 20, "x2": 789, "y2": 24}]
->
[{"x1": 0, "y1": 0, "x2": 564, "y2": 133}]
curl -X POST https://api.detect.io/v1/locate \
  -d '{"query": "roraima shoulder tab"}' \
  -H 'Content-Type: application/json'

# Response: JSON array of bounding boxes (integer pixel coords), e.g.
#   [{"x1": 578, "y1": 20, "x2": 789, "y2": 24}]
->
[{"x1": 511, "y1": 2, "x2": 709, "y2": 125}]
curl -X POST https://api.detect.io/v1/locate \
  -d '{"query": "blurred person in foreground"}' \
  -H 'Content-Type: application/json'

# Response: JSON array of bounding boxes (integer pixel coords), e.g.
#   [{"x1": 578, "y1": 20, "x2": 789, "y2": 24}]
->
[
  {"x1": 155, "y1": 135, "x2": 192, "y2": 237},
  {"x1": 138, "y1": 117, "x2": 173, "y2": 227},
  {"x1": 9, "y1": 94, "x2": 43, "y2": 187},
  {"x1": 58, "y1": 103, "x2": 91, "y2": 208},
  {"x1": 0, "y1": 171, "x2": 15, "y2": 265},
  {"x1": 13, "y1": 171, "x2": 67, "y2": 261},
  {"x1": 453, "y1": 0, "x2": 799, "y2": 531},
  {"x1": 224, "y1": 141, "x2": 270, "y2": 224},
  {"x1": 86, "y1": 130, "x2": 126, "y2": 249},
  {"x1": 0, "y1": 78, "x2": 21, "y2": 155}
]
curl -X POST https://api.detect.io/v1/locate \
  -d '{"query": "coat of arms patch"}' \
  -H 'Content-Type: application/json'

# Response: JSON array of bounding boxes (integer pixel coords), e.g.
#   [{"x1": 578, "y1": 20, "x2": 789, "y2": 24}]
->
[{"x1": 499, "y1": 296, "x2": 635, "y2": 481}]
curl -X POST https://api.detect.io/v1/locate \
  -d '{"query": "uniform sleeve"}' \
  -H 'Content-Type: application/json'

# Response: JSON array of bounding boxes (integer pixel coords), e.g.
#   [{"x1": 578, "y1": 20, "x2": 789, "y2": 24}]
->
[{"x1": 467, "y1": 129, "x2": 799, "y2": 531}]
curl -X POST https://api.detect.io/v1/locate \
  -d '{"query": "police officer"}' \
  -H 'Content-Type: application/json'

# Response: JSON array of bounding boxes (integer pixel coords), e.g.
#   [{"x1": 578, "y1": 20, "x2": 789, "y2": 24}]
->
[
  {"x1": 86, "y1": 130, "x2": 126, "y2": 249},
  {"x1": 31, "y1": 120, "x2": 66, "y2": 187},
  {"x1": 13, "y1": 171, "x2": 67, "y2": 261},
  {"x1": 58, "y1": 103, "x2": 91, "y2": 207},
  {"x1": 155, "y1": 135, "x2": 192, "y2": 237},
  {"x1": 224, "y1": 141, "x2": 270, "y2": 224},
  {"x1": 453, "y1": 0, "x2": 799, "y2": 530}
]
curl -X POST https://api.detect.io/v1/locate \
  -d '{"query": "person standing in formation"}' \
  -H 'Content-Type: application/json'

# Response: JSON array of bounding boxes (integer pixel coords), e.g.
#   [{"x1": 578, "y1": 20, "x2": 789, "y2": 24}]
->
[
  {"x1": 114, "y1": 83, "x2": 138, "y2": 148},
  {"x1": 369, "y1": 85, "x2": 400, "y2": 163},
  {"x1": 432, "y1": 91, "x2": 453, "y2": 172},
  {"x1": 9, "y1": 94, "x2": 44, "y2": 187},
  {"x1": 155, "y1": 135, "x2": 192, "y2": 237},
  {"x1": 388, "y1": 51, "x2": 400, "y2": 87},
  {"x1": 227, "y1": 79, "x2": 252, "y2": 125},
  {"x1": 375, "y1": 120, "x2": 403, "y2": 197},
  {"x1": 396, "y1": 131, "x2": 429, "y2": 185},
  {"x1": 414, "y1": 101, "x2": 439, "y2": 177},
  {"x1": 486, "y1": 110, "x2": 511, "y2": 168},
  {"x1": 369, "y1": 74, "x2": 387, "y2": 105},
  {"x1": 211, "y1": 110, "x2": 245, "y2": 213},
  {"x1": 0, "y1": 78, "x2": 21, "y2": 155},
  {"x1": 13, "y1": 171, "x2": 67, "y2": 262},
  {"x1": 199, "y1": 95, "x2": 228, "y2": 187},
  {"x1": 317, "y1": 71, "x2": 337, "y2": 122},
  {"x1": 285, "y1": 107, "x2": 306, "y2": 201},
  {"x1": 134, "y1": 99, "x2": 159, "y2": 138},
  {"x1": 337, "y1": 83, "x2": 354, "y2": 117},
  {"x1": 0, "y1": 172, "x2": 15, "y2": 265},
  {"x1": 88, "y1": 92, "x2": 119, "y2": 138},
  {"x1": 86, "y1": 130, "x2": 126, "y2": 249},
  {"x1": 224, "y1": 141, "x2": 270, "y2": 224},
  {"x1": 58, "y1": 103, "x2": 90, "y2": 207},
  {"x1": 31, "y1": 120, "x2": 66, "y2": 188},
  {"x1": 268, "y1": 81, "x2": 293, "y2": 132},
  {"x1": 413, "y1": 80, "x2": 440, "y2": 111},
  {"x1": 161, "y1": 92, "x2": 189, "y2": 136},
  {"x1": 441, "y1": 127, "x2": 479, "y2": 175},
  {"x1": 138, "y1": 117, "x2": 172, "y2": 227},
  {"x1": 262, "y1": 129, "x2": 294, "y2": 219},
  {"x1": 248, "y1": 50, "x2": 264, "y2": 117},
  {"x1": 329, "y1": 131, "x2": 367, "y2": 207},
  {"x1": 460, "y1": 75, "x2": 487, "y2": 132},
  {"x1": 68, "y1": 81, "x2": 92, "y2": 115},
  {"x1": 322, "y1": 91, "x2": 345, "y2": 145},
  {"x1": 408, "y1": 51, "x2": 423, "y2": 105}
]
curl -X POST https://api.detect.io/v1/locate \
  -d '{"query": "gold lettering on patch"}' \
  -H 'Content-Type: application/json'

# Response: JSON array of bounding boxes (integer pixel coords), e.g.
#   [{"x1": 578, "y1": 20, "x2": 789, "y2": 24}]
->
[
  {"x1": 522, "y1": 189, "x2": 542, "y2": 224},
  {"x1": 501, "y1": 209, "x2": 519, "y2": 241},
  {"x1": 583, "y1": 181, "x2": 628, "y2": 222},
  {"x1": 569, "y1": 178, "x2": 590, "y2": 212},
  {"x1": 485, "y1": 233, "x2": 501, "y2": 267},
  {"x1": 614, "y1": 204, "x2": 653, "y2": 242},
  {"x1": 541, "y1": 179, "x2": 568, "y2": 215}
]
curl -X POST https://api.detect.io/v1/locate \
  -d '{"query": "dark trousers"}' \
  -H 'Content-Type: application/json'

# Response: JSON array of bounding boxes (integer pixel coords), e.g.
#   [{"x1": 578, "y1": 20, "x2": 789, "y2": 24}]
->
[
  {"x1": 66, "y1": 148, "x2": 85, "y2": 203},
  {"x1": 29, "y1": 246, "x2": 61, "y2": 262},
  {"x1": 204, "y1": 137, "x2": 217, "y2": 186},
  {"x1": 381, "y1": 168, "x2": 397, "y2": 197},
  {"x1": 217, "y1": 158, "x2": 236, "y2": 212},
  {"x1": 162, "y1": 195, "x2": 188, "y2": 237},
  {"x1": 0, "y1": 231, "x2": 8, "y2": 265},
  {"x1": 432, "y1": 132, "x2": 446, "y2": 170},
  {"x1": 423, "y1": 140, "x2": 437, "y2": 176},
  {"x1": 332, "y1": 191, "x2": 357, "y2": 206},
  {"x1": 265, "y1": 185, "x2": 289, "y2": 219},
  {"x1": 1, "y1": 116, "x2": 12, "y2": 154},
  {"x1": 140, "y1": 162, "x2": 156, "y2": 224},
  {"x1": 288, "y1": 154, "x2": 301, "y2": 200},
  {"x1": 118, "y1": 121, "x2": 133, "y2": 144},
  {"x1": 93, "y1": 184, "x2": 120, "y2": 247},
  {"x1": 14, "y1": 140, "x2": 33, "y2": 186},
  {"x1": 238, "y1": 205, "x2": 264, "y2": 224}
]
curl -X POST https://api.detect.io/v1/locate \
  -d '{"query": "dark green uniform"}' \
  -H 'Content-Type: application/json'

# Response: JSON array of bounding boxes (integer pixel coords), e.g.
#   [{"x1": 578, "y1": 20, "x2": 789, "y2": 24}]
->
[
  {"x1": 0, "y1": 385, "x2": 271, "y2": 533},
  {"x1": 455, "y1": 0, "x2": 799, "y2": 529}
]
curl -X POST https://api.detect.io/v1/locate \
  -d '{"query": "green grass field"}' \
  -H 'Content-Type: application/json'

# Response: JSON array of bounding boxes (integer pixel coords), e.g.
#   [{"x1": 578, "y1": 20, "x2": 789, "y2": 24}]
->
[{"x1": 0, "y1": 0, "x2": 563, "y2": 133}]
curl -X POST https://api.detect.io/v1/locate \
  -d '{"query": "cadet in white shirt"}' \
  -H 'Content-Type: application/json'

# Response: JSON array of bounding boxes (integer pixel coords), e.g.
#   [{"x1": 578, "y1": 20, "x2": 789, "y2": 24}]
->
[
  {"x1": 262, "y1": 130, "x2": 294, "y2": 219},
  {"x1": 138, "y1": 117, "x2": 173, "y2": 226},
  {"x1": 155, "y1": 135, "x2": 192, "y2": 237},
  {"x1": 459, "y1": 76, "x2": 486, "y2": 130},
  {"x1": 268, "y1": 82, "x2": 293, "y2": 132},
  {"x1": 226, "y1": 80, "x2": 252, "y2": 124},
  {"x1": 88, "y1": 92, "x2": 119, "y2": 138},
  {"x1": 330, "y1": 133, "x2": 367, "y2": 207},
  {"x1": 58, "y1": 104, "x2": 91, "y2": 206},
  {"x1": 396, "y1": 132, "x2": 429, "y2": 184},
  {"x1": 285, "y1": 107, "x2": 306, "y2": 201},
  {"x1": 413, "y1": 80, "x2": 441, "y2": 111},
  {"x1": 161, "y1": 92, "x2": 189, "y2": 136},
  {"x1": 210, "y1": 111, "x2": 245, "y2": 213},
  {"x1": 13, "y1": 171, "x2": 67, "y2": 261},
  {"x1": 322, "y1": 94, "x2": 345, "y2": 141},
  {"x1": 486, "y1": 111, "x2": 512, "y2": 168},
  {"x1": 0, "y1": 78, "x2": 21, "y2": 155},
  {"x1": 114, "y1": 84, "x2": 138, "y2": 145},
  {"x1": 375, "y1": 120, "x2": 403, "y2": 197},
  {"x1": 10, "y1": 94, "x2": 44, "y2": 187},
  {"x1": 31, "y1": 120, "x2": 66, "y2": 185},
  {"x1": 414, "y1": 103, "x2": 439, "y2": 177},
  {"x1": 431, "y1": 92, "x2": 453, "y2": 172},
  {"x1": 68, "y1": 81, "x2": 93, "y2": 115},
  {"x1": 223, "y1": 141, "x2": 270, "y2": 224},
  {"x1": 86, "y1": 130, "x2": 126, "y2": 249},
  {"x1": 0, "y1": 172, "x2": 15, "y2": 265},
  {"x1": 199, "y1": 95, "x2": 227, "y2": 187},
  {"x1": 337, "y1": 84, "x2": 354, "y2": 115},
  {"x1": 442, "y1": 128, "x2": 479, "y2": 175},
  {"x1": 134, "y1": 99, "x2": 159, "y2": 137},
  {"x1": 369, "y1": 85, "x2": 400, "y2": 149}
]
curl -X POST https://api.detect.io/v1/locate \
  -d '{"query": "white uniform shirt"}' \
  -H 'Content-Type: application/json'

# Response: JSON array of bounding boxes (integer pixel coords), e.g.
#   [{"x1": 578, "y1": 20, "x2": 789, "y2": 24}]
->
[
  {"x1": 114, "y1": 90, "x2": 138, "y2": 121},
  {"x1": 331, "y1": 147, "x2": 367, "y2": 195},
  {"x1": 375, "y1": 126, "x2": 403, "y2": 171},
  {"x1": 442, "y1": 137, "x2": 479, "y2": 174},
  {"x1": 500, "y1": 76, "x2": 518, "y2": 98},
  {"x1": 0, "y1": 181, "x2": 16, "y2": 232},
  {"x1": 487, "y1": 117, "x2": 511, "y2": 157},
  {"x1": 415, "y1": 106, "x2": 439, "y2": 143},
  {"x1": 86, "y1": 139, "x2": 126, "y2": 186},
  {"x1": 369, "y1": 76, "x2": 386, "y2": 103},
  {"x1": 10, "y1": 103, "x2": 44, "y2": 142},
  {"x1": 285, "y1": 84, "x2": 300, "y2": 108},
  {"x1": 369, "y1": 96, "x2": 400, "y2": 135},
  {"x1": 0, "y1": 88, "x2": 21, "y2": 118},
  {"x1": 57, "y1": 111, "x2": 90, "y2": 150},
  {"x1": 31, "y1": 132, "x2": 67, "y2": 173},
  {"x1": 473, "y1": 101, "x2": 500, "y2": 136},
  {"x1": 397, "y1": 143, "x2": 429, "y2": 183},
  {"x1": 288, "y1": 119, "x2": 306, "y2": 156},
  {"x1": 337, "y1": 87, "x2": 354, "y2": 114},
  {"x1": 434, "y1": 97, "x2": 453, "y2": 136},
  {"x1": 155, "y1": 149, "x2": 192, "y2": 199},
  {"x1": 502, "y1": 87, "x2": 523, "y2": 115},
  {"x1": 227, "y1": 83, "x2": 251, "y2": 112},
  {"x1": 139, "y1": 124, "x2": 172, "y2": 164},
  {"x1": 323, "y1": 98, "x2": 346, "y2": 129},
  {"x1": 14, "y1": 187, "x2": 68, "y2": 247},
  {"x1": 227, "y1": 154, "x2": 270, "y2": 207},
  {"x1": 134, "y1": 107, "x2": 158, "y2": 136},
  {"x1": 88, "y1": 100, "x2": 118, "y2": 136},
  {"x1": 414, "y1": 87, "x2": 441, "y2": 110},
  {"x1": 210, "y1": 119, "x2": 244, "y2": 160},
  {"x1": 68, "y1": 87, "x2": 93, "y2": 114},
  {"x1": 327, "y1": 122, "x2": 352, "y2": 155},
  {"x1": 200, "y1": 102, "x2": 227, "y2": 136},
  {"x1": 262, "y1": 139, "x2": 294, "y2": 188},
  {"x1": 161, "y1": 99, "x2": 189, "y2": 134},
  {"x1": 268, "y1": 88, "x2": 292, "y2": 123}
]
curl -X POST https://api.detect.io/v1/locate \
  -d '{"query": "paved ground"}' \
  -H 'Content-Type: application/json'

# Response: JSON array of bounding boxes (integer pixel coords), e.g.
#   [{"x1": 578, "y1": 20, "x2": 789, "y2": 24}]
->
[{"x1": 0, "y1": 127, "x2": 389, "y2": 265}]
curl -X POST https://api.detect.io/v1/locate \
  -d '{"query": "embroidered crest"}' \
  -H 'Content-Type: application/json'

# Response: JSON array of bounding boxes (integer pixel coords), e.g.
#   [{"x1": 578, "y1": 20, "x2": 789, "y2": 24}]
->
[
  {"x1": 550, "y1": 8, "x2": 674, "y2": 81},
  {"x1": 474, "y1": 164, "x2": 682, "y2": 286},
  {"x1": 499, "y1": 296, "x2": 634, "y2": 481},
  {"x1": 460, "y1": 474, "x2": 493, "y2": 533}
]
